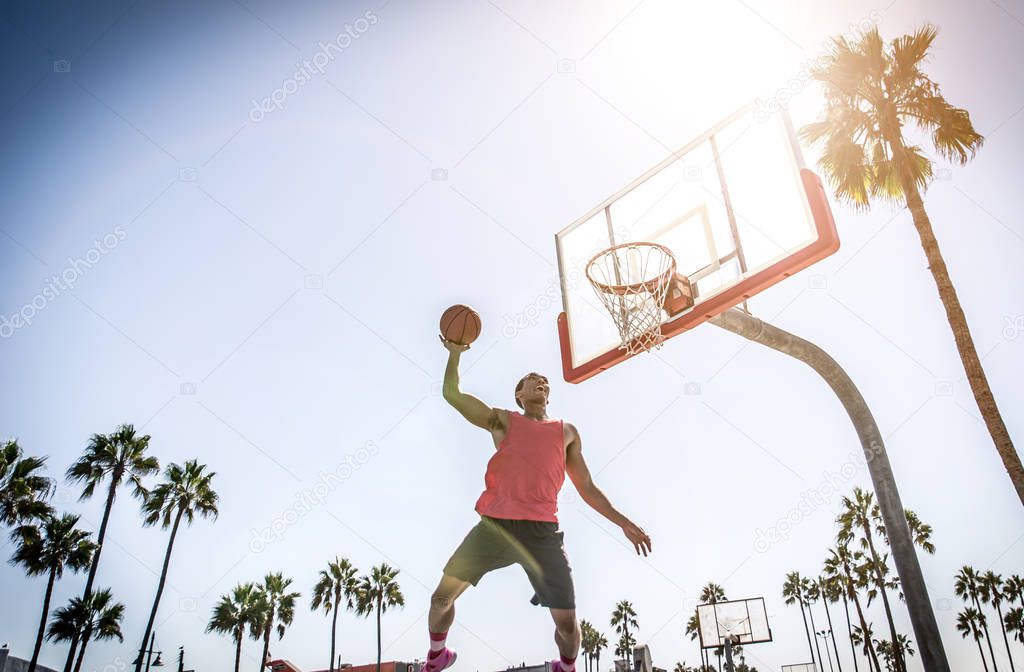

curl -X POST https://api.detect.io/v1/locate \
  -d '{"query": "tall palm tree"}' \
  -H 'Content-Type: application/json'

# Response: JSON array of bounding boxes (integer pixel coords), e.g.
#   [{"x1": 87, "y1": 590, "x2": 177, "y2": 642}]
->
[
  {"x1": 254, "y1": 572, "x2": 300, "y2": 670},
  {"x1": 47, "y1": 588, "x2": 125, "y2": 672},
  {"x1": 959, "y1": 608, "x2": 992, "y2": 672},
  {"x1": 355, "y1": 563, "x2": 405, "y2": 672},
  {"x1": 817, "y1": 575, "x2": 845, "y2": 672},
  {"x1": 1006, "y1": 575, "x2": 1024, "y2": 610},
  {"x1": 800, "y1": 24, "x2": 1022, "y2": 505},
  {"x1": 64, "y1": 425, "x2": 158, "y2": 672},
  {"x1": 783, "y1": 572, "x2": 817, "y2": 669},
  {"x1": 0, "y1": 440, "x2": 54, "y2": 525},
  {"x1": 983, "y1": 572, "x2": 1018, "y2": 672},
  {"x1": 956, "y1": 566, "x2": 998, "y2": 672},
  {"x1": 838, "y1": 489, "x2": 905, "y2": 672},
  {"x1": 10, "y1": 513, "x2": 95, "y2": 672},
  {"x1": 825, "y1": 544, "x2": 877, "y2": 672},
  {"x1": 311, "y1": 557, "x2": 359, "y2": 671},
  {"x1": 134, "y1": 460, "x2": 218, "y2": 672},
  {"x1": 804, "y1": 578, "x2": 827, "y2": 672},
  {"x1": 1005, "y1": 608, "x2": 1024, "y2": 646},
  {"x1": 610, "y1": 601, "x2": 638, "y2": 661},
  {"x1": 875, "y1": 635, "x2": 914, "y2": 672},
  {"x1": 207, "y1": 582, "x2": 268, "y2": 672},
  {"x1": 579, "y1": 620, "x2": 597, "y2": 672},
  {"x1": 594, "y1": 630, "x2": 608, "y2": 672},
  {"x1": 685, "y1": 611, "x2": 708, "y2": 670}
]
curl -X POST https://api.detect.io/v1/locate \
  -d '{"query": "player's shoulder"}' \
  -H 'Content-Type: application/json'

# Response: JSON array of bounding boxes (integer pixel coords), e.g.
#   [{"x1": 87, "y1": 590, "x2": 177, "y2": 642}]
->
[{"x1": 562, "y1": 420, "x2": 580, "y2": 439}]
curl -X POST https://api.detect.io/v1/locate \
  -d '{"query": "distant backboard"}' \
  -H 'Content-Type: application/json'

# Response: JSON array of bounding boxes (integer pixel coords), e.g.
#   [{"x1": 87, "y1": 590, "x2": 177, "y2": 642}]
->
[
  {"x1": 781, "y1": 664, "x2": 817, "y2": 672},
  {"x1": 555, "y1": 104, "x2": 839, "y2": 383},
  {"x1": 696, "y1": 597, "x2": 772, "y2": 649}
]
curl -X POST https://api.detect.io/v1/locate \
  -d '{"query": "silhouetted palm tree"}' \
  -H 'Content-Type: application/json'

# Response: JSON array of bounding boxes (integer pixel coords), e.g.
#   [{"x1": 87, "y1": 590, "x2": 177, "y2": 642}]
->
[
  {"x1": 982, "y1": 571, "x2": 1018, "y2": 672},
  {"x1": 611, "y1": 600, "x2": 638, "y2": 661},
  {"x1": 0, "y1": 440, "x2": 54, "y2": 525},
  {"x1": 10, "y1": 512, "x2": 95, "y2": 672},
  {"x1": 311, "y1": 557, "x2": 359, "y2": 671},
  {"x1": 207, "y1": 582, "x2": 267, "y2": 672},
  {"x1": 134, "y1": 460, "x2": 218, "y2": 672},
  {"x1": 255, "y1": 572, "x2": 300, "y2": 671},
  {"x1": 65, "y1": 425, "x2": 158, "y2": 672},
  {"x1": 825, "y1": 543, "x2": 877, "y2": 672},
  {"x1": 801, "y1": 24, "x2": 1021, "y2": 505},
  {"x1": 47, "y1": 588, "x2": 125, "y2": 672},
  {"x1": 783, "y1": 572, "x2": 816, "y2": 669},
  {"x1": 957, "y1": 566, "x2": 998, "y2": 672},
  {"x1": 355, "y1": 563, "x2": 405, "y2": 672}
]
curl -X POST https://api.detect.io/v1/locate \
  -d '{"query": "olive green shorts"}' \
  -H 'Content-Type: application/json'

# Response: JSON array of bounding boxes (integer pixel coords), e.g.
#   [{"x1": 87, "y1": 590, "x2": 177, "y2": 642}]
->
[{"x1": 443, "y1": 515, "x2": 575, "y2": 609}]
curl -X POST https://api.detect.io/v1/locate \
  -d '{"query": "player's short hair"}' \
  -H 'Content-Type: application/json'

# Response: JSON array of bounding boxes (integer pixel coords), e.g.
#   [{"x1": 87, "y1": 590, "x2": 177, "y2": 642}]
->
[{"x1": 514, "y1": 372, "x2": 547, "y2": 409}]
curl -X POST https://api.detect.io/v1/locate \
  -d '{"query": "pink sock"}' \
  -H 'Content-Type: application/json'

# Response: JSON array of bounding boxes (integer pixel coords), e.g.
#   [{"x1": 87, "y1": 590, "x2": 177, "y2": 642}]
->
[
  {"x1": 560, "y1": 655, "x2": 576, "y2": 672},
  {"x1": 429, "y1": 631, "x2": 448, "y2": 656}
]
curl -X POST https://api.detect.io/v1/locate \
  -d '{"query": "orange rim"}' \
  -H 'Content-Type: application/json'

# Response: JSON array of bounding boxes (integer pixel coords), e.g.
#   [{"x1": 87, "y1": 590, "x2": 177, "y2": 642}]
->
[{"x1": 585, "y1": 242, "x2": 677, "y2": 296}]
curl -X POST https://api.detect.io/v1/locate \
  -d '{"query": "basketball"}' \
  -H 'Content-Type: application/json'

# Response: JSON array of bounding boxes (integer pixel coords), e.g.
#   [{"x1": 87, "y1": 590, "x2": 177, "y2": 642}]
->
[{"x1": 440, "y1": 304, "x2": 482, "y2": 346}]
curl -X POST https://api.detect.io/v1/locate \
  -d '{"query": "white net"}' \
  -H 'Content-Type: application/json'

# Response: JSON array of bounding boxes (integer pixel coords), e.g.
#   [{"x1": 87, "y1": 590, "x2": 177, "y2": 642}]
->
[{"x1": 585, "y1": 243, "x2": 676, "y2": 355}]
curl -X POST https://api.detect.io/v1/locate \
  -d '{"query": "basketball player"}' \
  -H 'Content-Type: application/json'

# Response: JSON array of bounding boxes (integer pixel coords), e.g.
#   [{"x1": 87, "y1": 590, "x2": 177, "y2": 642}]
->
[{"x1": 424, "y1": 335, "x2": 653, "y2": 672}]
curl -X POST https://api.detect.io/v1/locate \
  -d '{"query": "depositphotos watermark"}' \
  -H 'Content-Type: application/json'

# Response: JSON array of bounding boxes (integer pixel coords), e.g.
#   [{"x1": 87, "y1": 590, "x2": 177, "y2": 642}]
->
[
  {"x1": 249, "y1": 11, "x2": 378, "y2": 122},
  {"x1": 1, "y1": 226, "x2": 127, "y2": 338},
  {"x1": 248, "y1": 441, "x2": 380, "y2": 552}
]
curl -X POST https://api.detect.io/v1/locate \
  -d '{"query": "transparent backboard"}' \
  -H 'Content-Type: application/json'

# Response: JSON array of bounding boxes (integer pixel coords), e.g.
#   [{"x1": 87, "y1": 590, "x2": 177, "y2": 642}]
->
[
  {"x1": 781, "y1": 665, "x2": 817, "y2": 672},
  {"x1": 696, "y1": 597, "x2": 772, "y2": 649},
  {"x1": 555, "y1": 104, "x2": 839, "y2": 382}
]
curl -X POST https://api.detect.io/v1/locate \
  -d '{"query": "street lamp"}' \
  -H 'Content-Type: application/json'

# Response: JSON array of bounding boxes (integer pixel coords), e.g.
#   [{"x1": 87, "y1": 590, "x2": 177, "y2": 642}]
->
[{"x1": 132, "y1": 633, "x2": 164, "y2": 672}]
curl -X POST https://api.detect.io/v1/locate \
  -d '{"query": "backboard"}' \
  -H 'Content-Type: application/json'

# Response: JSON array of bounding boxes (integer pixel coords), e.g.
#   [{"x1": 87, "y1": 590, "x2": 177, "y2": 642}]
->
[
  {"x1": 696, "y1": 597, "x2": 772, "y2": 649},
  {"x1": 781, "y1": 665, "x2": 817, "y2": 672},
  {"x1": 555, "y1": 104, "x2": 839, "y2": 383}
]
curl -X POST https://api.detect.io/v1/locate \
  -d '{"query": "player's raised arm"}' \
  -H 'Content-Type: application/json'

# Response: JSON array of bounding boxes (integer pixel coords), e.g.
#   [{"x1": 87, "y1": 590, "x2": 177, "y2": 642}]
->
[
  {"x1": 439, "y1": 336, "x2": 500, "y2": 431},
  {"x1": 564, "y1": 423, "x2": 652, "y2": 556}
]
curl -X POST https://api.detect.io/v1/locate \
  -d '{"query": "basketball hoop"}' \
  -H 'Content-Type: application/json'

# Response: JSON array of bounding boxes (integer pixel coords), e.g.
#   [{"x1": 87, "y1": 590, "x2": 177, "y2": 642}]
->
[{"x1": 585, "y1": 242, "x2": 677, "y2": 355}]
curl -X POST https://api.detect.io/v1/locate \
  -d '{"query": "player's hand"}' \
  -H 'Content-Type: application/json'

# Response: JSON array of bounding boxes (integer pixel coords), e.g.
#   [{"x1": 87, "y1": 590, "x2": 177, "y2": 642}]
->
[
  {"x1": 622, "y1": 520, "x2": 652, "y2": 556},
  {"x1": 438, "y1": 334, "x2": 470, "y2": 353}
]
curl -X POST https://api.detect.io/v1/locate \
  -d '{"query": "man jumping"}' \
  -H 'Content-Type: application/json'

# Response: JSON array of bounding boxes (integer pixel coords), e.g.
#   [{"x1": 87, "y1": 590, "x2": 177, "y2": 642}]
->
[{"x1": 425, "y1": 335, "x2": 653, "y2": 672}]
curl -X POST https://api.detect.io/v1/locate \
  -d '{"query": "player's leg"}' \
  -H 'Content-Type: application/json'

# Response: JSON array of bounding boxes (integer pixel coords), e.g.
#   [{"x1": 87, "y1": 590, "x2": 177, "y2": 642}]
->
[
  {"x1": 550, "y1": 607, "x2": 581, "y2": 671},
  {"x1": 428, "y1": 573, "x2": 471, "y2": 634}
]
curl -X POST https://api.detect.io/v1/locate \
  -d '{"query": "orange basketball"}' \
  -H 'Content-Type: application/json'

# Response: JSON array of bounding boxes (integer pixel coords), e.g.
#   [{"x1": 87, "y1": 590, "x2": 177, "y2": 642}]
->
[{"x1": 440, "y1": 304, "x2": 482, "y2": 345}]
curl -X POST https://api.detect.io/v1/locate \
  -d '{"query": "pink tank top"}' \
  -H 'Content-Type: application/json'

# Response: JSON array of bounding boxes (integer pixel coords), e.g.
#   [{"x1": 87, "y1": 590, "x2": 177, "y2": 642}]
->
[{"x1": 474, "y1": 411, "x2": 566, "y2": 523}]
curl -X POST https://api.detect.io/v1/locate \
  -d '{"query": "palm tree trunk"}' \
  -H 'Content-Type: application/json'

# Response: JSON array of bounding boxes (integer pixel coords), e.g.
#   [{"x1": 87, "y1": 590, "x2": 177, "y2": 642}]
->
[
  {"x1": 797, "y1": 601, "x2": 815, "y2": 668},
  {"x1": 73, "y1": 628, "x2": 92, "y2": 672},
  {"x1": 65, "y1": 479, "x2": 118, "y2": 672},
  {"x1": 897, "y1": 149, "x2": 1023, "y2": 506},
  {"x1": 822, "y1": 597, "x2": 843, "y2": 672},
  {"x1": 996, "y1": 603, "x2": 1017, "y2": 672},
  {"x1": 134, "y1": 508, "x2": 184, "y2": 672},
  {"x1": 376, "y1": 599, "x2": 383, "y2": 672},
  {"x1": 841, "y1": 593, "x2": 859, "y2": 672},
  {"x1": 977, "y1": 632, "x2": 991, "y2": 672},
  {"x1": 807, "y1": 602, "x2": 825, "y2": 672},
  {"x1": 259, "y1": 607, "x2": 275, "y2": 672},
  {"x1": 860, "y1": 526, "x2": 905, "y2": 672},
  {"x1": 28, "y1": 565, "x2": 57, "y2": 672},
  {"x1": 849, "y1": 588, "x2": 881, "y2": 672},
  {"x1": 329, "y1": 598, "x2": 340, "y2": 671},
  {"x1": 973, "y1": 595, "x2": 1000, "y2": 672},
  {"x1": 234, "y1": 630, "x2": 243, "y2": 672}
]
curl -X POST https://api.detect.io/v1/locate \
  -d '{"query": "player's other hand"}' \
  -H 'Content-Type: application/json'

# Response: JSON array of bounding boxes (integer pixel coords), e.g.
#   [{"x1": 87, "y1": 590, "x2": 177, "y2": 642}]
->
[
  {"x1": 438, "y1": 334, "x2": 470, "y2": 353},
  {"x1": 622, "y1": 520, "x2": 652, "y2": 557}
]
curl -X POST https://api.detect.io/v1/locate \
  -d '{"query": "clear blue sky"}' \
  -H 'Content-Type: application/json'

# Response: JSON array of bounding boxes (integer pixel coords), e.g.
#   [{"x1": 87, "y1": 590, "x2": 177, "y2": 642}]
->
[{"x1": 1, "y1": 1, "x2": 1022, "y2": 671}]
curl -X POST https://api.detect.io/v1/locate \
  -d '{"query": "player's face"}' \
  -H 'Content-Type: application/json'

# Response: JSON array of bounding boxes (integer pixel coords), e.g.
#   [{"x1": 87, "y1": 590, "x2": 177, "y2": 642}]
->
[{"x1": 519, "y1": 374, "x2": 549, "y2": 407}]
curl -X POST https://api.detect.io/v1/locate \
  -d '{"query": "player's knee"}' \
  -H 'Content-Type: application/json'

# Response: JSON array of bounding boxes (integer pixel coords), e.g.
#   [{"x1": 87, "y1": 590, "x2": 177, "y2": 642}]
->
[
  {"x1": 430, "y1": 590, "x2": 455, "y2": 611},
  {"x1": 553, "y1": 611, "x2": 578, "y2": 637}
]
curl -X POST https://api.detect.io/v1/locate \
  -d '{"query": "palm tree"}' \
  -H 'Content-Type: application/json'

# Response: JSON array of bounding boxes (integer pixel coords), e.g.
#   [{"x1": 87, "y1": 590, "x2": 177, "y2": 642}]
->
[
  {"x1": 580, "y1": 620, "x2": 598, "y2": 672},
  {"x1": 593, "y1": 630, "x2": 608, "y2": 672},
  {"x1": 804, "y1": 578, "x2": 827, "y2": 672},
  {"x1": 134, "y1": 460, "x2": 218, "y2": 672},
  {"x1": 311, "y1": 557, "x2": 359, "y2": 671},
  {"x1": 825, "y1": 543, "x2": 878, "y2": 672},
  {"x1": 9, "y1": 512, "x2": 95, "y2": 672},
  {"x1": 958, "y1": 607, "x2": 992, "y2": 671},
  {"x1": 783, "y1": 572, "x2": 817, "y2": 669},
  {"x1": 983, "y1": 572, "x2": 1018, "y2": 672},
  {"x1": 47, "y1": 588, "x2": 125, "y2": 672},
  {"x1": 0, "y1": 440, "x2": 54, "y2": 525},
  {"x1": 64, "y1": 425, "x2": 158, "y2": 672},
  {"x1": 838, "y1": 489, "x2": 907, "y2": 672},
  {"x1": 875, "y1": 635, "x2": 914, "y2": 672},
  {"x1": 800, "y1": 24, "x2": 1022, "y2": 505},
  {"x1": 1006, "y1": 575, "x2": 1024, "y2": 610},
  {"x1": 610, "y1": 601, "x2": 638, "y2": 662},
  {"x1": 956, "y1": 566, "x2": 998, "y2": 672},
  {"x1": 355, "y1": 563, "x2": 405, "y2": 672},
  {"x1": 1005, "y1": 608, "x2": 1024, "y2": 646},
  {"x1": 254, "y1": 572, "x2": 300, "y2": 670},
  {"x1": 685, "y1": 611, "x2": 708, "y2": 671},
  {"x1": 207, "y1": 582, "x2": 268, "y2": 672},
  {"x1": 817, "y1": 575, "x2": 845, "y2": 672}
]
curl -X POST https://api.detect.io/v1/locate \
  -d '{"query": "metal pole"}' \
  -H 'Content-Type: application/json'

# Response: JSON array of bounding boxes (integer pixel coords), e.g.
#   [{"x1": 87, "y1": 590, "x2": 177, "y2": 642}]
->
[
  {"x1": 708, "y1": 308, "x2": 950, "y2": 672},
  {"x1": 144, "y1": 633, "x2": 155, "y2": 672},
  {"x1": 723, "y1": 636, "x2": 736, "y2": 672}
]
